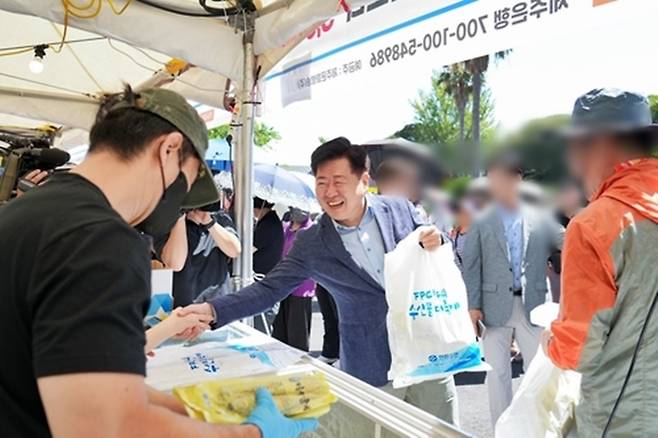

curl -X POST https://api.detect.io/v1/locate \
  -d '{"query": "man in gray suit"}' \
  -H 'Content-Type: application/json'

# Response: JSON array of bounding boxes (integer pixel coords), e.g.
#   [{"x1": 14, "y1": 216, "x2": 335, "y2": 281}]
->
[{"x1": 463, "y1": 153, "x2": 565, "y2": 425}]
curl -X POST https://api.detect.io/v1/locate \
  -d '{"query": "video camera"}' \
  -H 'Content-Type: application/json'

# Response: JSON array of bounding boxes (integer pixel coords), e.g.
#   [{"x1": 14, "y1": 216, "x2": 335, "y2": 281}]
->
[{"x1": 0, "y1": 126, "x2": 71, "y2": 203}]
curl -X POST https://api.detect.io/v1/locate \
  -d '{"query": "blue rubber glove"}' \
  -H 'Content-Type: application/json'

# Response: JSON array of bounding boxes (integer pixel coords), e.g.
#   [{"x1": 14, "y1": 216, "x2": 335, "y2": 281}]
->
[{"x1": 245, "y1": 388, "x2": 319, "y2": 438}]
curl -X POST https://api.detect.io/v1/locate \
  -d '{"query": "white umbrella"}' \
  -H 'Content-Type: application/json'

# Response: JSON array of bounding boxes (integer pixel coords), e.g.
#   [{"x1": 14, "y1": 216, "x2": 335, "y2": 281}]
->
[{"x1": 215, "y1": 163, "x2": 320, "y2": 213}]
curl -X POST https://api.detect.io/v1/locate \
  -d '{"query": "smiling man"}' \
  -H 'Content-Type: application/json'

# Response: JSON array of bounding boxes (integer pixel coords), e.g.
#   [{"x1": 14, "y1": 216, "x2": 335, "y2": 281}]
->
[{"x1": 181, "y1": 137, "x2": 457, "y2": 435}]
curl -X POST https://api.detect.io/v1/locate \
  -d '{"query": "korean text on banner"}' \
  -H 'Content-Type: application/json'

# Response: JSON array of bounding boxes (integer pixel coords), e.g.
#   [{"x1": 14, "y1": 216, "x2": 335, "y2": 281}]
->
[{"x1": 268, "y1": 0, "x2": 650, "y2": 107}]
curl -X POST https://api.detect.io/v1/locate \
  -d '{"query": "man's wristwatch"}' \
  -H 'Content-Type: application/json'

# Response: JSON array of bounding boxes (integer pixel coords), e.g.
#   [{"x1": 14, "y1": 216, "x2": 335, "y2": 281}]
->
[{"x1": 200, "y1": 218, "x2": 216, "y2": 231}]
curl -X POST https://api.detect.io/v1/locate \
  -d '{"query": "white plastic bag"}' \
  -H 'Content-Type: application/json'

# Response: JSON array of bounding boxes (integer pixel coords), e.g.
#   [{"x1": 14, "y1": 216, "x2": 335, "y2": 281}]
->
[
  {"x1": 385, "y1": 229, "x2": 488, "y2": 389},
  {"x1": 495, "y1": 303, "x2": 581, "y2": 438}
]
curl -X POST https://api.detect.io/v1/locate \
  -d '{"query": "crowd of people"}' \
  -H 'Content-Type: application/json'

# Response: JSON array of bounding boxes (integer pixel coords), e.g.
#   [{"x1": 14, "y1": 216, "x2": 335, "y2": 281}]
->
[{"x1": 0, "y1": 85, "x2": 657, "y2": 438}]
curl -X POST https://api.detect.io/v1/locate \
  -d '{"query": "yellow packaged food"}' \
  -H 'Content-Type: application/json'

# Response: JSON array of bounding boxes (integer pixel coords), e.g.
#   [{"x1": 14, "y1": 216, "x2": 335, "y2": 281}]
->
[{"x1": 173, "y1": 371, "x2": 337, "y2": 424}]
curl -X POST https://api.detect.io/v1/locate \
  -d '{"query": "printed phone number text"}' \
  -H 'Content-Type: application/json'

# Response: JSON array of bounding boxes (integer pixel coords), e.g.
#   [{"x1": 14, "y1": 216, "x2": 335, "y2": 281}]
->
[{"x1": 369, "y1": 15, "x2": 488, "y2": 68}]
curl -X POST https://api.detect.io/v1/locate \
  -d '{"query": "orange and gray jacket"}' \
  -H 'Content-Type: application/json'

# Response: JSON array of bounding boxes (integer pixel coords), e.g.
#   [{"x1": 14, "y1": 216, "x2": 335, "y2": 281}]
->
[{"x1": 549, "y1": 158, "x2": 658, "y2": 437}]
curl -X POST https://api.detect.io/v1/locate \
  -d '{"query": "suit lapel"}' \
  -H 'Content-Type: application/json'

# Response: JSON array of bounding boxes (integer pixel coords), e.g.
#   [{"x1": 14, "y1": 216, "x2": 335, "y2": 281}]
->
[
  {"x1": 369, "y1": 197, "x2": 396, "y2": 252},
  {"x1": 491, "y1": 211, "x2": 511, "y2": 263},
  {"x1": 522, "y1": 207, "x2": 532, "y2": 261},
  {"x1": 319, "y1": 214, "x2": 383, "y2": 289}
]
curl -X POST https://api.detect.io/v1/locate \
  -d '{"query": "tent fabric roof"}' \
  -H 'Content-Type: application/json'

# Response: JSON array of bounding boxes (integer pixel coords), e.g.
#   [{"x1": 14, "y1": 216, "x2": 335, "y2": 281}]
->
[{"x1": 0, "y1": 0, "x2": 367, "y2": 130}]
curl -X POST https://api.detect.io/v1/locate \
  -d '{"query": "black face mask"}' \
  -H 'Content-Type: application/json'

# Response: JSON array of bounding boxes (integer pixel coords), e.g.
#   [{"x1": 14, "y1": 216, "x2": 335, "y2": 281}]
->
[{"x1": 136, "y1": 172, "x2": 188, "y2": 239}]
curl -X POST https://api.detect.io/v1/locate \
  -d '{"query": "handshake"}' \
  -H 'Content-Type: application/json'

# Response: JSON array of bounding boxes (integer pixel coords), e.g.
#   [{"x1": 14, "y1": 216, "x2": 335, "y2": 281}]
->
[
  {"x1": 145, "y1": 303, "x2": 216, "y2": 353},
  {"x1": 175, "y1": 303, "x2": 216, "y2": 340}
]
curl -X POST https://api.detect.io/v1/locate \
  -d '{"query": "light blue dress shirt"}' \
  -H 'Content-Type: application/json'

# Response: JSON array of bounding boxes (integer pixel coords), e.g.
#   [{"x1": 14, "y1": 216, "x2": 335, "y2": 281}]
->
[
  {"x1": 498, "y1": 205, "x2": 524, "y2": 291},
  {"x1": 333, "y1": 199, "x2": 386, "y2": 287}
]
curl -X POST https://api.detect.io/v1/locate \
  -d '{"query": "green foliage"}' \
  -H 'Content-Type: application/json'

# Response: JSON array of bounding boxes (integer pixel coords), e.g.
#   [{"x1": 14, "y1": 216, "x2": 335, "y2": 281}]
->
[
  {"x1": 253, "y1": 123, "x2": 282, "y2": 148},
  {"x1": 439, "y1": 64, "x2": 472, "y2": 142},
  {"x1": 440, "y1": 64, "x2": 472, "y2": 109},
  {"x1": 442, "y1": 175, "x2": 472, "y2": 199},
  {"x1": 395, "y1": 70, "x2": 496, "y2": 175},
  {"x1": 649, "y1": 95, "x2": 658, "y2": 123},
  {"x1": 464, "y1": 51, "x2": 511, "y2": 174},
  {"x1": 650, "y1": 95, "x2": 658, "y2": 157},
  {"x1": 648, "y1": 95, "x2": 658, "y2": 158},
  {"x1": 504, "y1": 114, "x2": 571, "y2": 184},
  {"x1": 208, "y1": 125, "x2": 230, "y2": 140},
  {"x1": 506, "y1": 96, "x2": 658, "y2": 179},
  {"x1": 465, "y1": 50, "x2": 511, "y2": 78},
  {"x1": 502, "y1": 94, "x2": 658, "y2": 180},
  {"x1": 207, "y1": 122, "x2": 281, "y2": 149}
]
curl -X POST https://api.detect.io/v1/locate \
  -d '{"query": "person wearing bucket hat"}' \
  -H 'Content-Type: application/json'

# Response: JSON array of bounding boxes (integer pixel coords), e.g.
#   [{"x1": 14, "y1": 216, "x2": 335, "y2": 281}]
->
[
  {"x1": 0, "y1": 86, "x2": 316, "y2": 438},
  {"x1": 542, "y1": 88, "x2": 658, "y2": 437}
]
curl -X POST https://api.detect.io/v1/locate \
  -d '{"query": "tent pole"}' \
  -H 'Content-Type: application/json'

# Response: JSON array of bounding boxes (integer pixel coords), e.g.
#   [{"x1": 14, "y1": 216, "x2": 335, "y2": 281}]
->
[{"x1": 234, "y1": 34, "x2": 256, "y2": 291}]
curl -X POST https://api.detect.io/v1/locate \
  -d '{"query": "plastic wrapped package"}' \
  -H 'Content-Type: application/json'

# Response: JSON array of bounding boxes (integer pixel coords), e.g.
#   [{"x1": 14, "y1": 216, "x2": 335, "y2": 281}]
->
[{"x1": 173, "y1": 371, "x2": 337, "y2": 424}]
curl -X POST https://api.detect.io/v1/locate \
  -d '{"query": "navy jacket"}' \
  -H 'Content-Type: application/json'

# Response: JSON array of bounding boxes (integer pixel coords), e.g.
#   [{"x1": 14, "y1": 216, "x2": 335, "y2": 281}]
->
[{"x1": 210, "y1": 195, "x2": 425, "y2": 387}]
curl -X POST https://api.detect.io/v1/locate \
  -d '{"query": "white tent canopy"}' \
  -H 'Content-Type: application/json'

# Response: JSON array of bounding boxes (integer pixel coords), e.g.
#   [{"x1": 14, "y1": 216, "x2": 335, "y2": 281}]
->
[
  {"x1": 0, "y1": 0, "x2": 367, "y2": 130},
  {"x1": 0, "y1": 9, "x2": 224, "y2": 128},
  {"x1": 0, "y1": 0, "x2": 370, "y2": 288},
  {"x1": 0, "y1": 0, "x2": 360, "y2": 79}
]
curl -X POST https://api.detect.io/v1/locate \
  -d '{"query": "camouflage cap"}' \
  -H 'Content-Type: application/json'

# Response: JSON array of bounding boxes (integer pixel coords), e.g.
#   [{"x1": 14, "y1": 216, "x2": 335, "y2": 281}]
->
[{"x1": 110, "y1": 87, "x2": 219, "y2": 209}]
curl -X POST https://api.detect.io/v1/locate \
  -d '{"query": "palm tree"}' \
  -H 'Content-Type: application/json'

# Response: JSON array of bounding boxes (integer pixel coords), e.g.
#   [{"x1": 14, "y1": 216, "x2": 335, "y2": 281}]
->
[
  {"x1": 466, "y1": 50, "x2": 511, "y2": 175},
  {"x1": 438, "y1": 63, "x2": 472, "y2": 143}
]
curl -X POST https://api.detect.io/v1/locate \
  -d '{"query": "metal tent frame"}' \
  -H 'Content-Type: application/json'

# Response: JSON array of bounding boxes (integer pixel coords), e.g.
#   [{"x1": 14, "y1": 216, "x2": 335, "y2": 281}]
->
[{"x1": 0, "y1": 2, "x2": 474, "y2": 435}]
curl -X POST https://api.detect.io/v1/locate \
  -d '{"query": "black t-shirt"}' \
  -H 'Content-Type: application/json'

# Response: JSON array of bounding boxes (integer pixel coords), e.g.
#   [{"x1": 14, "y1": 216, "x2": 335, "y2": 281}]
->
[
  {"x1": 172, "y1": 212, "x2": 237, "y2": 307},
  {"x1": 0, "y1": 173, "x2": 150, "y2": 438},
  {"x1": 253, "y1": 210, "x2": 284, "y2": 276}
]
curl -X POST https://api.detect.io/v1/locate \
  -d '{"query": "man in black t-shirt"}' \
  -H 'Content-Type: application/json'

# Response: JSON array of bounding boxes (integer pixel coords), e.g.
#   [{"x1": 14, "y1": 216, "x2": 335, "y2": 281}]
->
[
  {"x1": 160, "y1": 209, "x2": 241, "y2": 307},
  {"x1": 0, "y1": 88, "x2": 315, "y2": 438}
]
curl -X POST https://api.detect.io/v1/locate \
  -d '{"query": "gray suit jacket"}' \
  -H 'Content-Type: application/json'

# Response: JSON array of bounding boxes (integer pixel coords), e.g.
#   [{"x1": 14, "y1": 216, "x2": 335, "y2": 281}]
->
[{"x1": 462, "y1": 204, "x2": 565, "y2": 327}]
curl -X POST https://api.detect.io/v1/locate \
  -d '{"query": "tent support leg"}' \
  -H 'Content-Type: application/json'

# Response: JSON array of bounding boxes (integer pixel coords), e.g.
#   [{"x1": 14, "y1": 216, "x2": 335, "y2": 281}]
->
[{"x1": 234, "y1": 36, "x2": 256, "y2": 292}]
